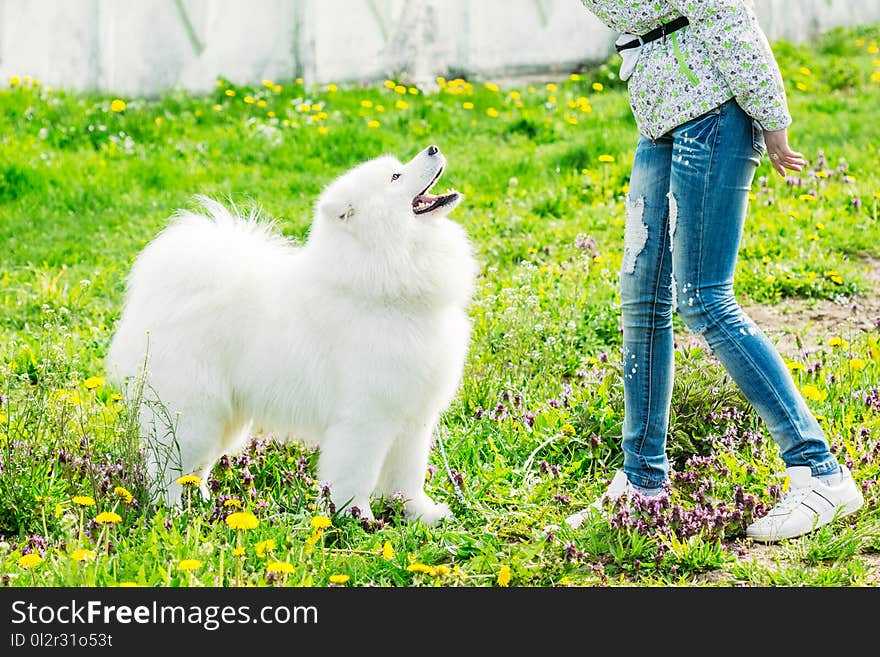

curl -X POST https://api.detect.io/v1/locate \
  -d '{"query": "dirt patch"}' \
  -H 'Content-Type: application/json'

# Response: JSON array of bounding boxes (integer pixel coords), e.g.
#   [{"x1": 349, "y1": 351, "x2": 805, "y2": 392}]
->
[{"x1": 740, "y1": 255, "x2": 880, "y2": 359}]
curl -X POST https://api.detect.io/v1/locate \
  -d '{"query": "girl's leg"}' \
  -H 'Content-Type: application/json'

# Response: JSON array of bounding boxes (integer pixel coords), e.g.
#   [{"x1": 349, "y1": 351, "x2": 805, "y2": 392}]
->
[
  {"x1": 618, "y1": 134, "x2": 676, "y2": 491},
  {"x1": 669, "y1": 100, "x2": 838, "y2": 476}
]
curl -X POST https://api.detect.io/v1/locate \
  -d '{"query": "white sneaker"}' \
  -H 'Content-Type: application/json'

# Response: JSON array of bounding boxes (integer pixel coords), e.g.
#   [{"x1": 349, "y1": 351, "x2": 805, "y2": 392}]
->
[
  {"x1": 746, "y1": 465, "x2": 864, "y2": 542},
  {"x1": 564, "y1": 470, "x2": 632, "y2": 529}
]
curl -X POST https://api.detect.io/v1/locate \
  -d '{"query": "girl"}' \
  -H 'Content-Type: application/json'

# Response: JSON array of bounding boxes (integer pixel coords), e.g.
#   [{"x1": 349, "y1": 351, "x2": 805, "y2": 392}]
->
[{"x1": 565, "y1": 0, "x2": 863, "y2": 541}]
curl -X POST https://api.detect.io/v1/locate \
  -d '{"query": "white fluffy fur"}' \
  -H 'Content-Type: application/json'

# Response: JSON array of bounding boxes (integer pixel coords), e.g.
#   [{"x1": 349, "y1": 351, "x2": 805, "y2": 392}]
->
[{"x1": 106, "y1": 146, "x2": 477, "y2": 525}]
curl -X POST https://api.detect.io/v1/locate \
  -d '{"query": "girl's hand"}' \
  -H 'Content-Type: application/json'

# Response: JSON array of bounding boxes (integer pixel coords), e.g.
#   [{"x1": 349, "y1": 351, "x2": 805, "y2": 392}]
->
[{"x1": 763, "y1": 128, "x2": 807, "y2": 177}]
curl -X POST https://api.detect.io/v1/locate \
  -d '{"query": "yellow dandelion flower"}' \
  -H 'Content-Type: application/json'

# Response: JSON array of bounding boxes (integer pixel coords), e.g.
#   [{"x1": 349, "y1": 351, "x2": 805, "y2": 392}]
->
[
  {"x1": 255, "y1": 539, "x2": 276, "y2": 558},
  {"x1": 267, "y1": 561, "x2": 294, "y2": 574},
  {"x1": 869, "y1": 44, "x2": 879, "y2": 55},
  {"x1": 408, "y1": 87, "x2": 419, "y2": 95},
  {"x1": 257, "y1": 99, "x2": 267, "y2": 108},
  {"x1": 850, "y1": 358, "x2": 867, "y2": 371},
  {"x1": 548, "y1": 96, "x2": 557, "y2": 104},
  {"x1": 800, "y1": 384, "x2": 827, "y2": 402},
  {"x1": 395, "y1": 99, "x2": 409, "y2": 110},
  {"x1": 815, "y1": 171, "x2": 829, "y2": 178},
  {"x1": 561, "y1": 424, "x2": 576, "y2": 436},
  {"x1": 497, "y1": 565, "x2": 512, "y2": 586},
  {"x1": 486, "y1": 107, "x2": 500, "y2": 118},
  {"x1": 384, "y1": 80, "x2": 396, "y2": 89},
  {"x1": 71, "y1": 549, "x2": 97, "y2": 562},
  {"x1": 509, "y1": 91, "x2": 521, "y2": 100},
  {"x1": 828, "y1": 337, "x2": 847, "y2": 348},
  {"x1": 54, "y1": 504, "x2": 64, "y2": 518},
  {"x1": 799, "y1": 66, "x2": 812, "y2": 76},
  {"x1": 9, "y1": 75, "x2": 21, "y2": 85},
  {"x1": 310, "y1": 515, "x2": 332, "y2": 530},
  {"x1": 73, "y1": 496, "x2": 95, "y2": 507},
  {"x1": 83, "y1": 376, "x2": 104, "y2": 389},
  {"x1": 178, "y1": 559, "x2": 202, "y2": 571},
  {"x1": 18, "y1": 553, "x2": 42, "y2": 569},
  {"x1": 212, "y1": 104, "x2": 222, "y2": 111},
  {"x1": 855, "y1": 39, "x2": 865, "y2": 46},
  {"x1": 177, "y1": 475, "x2": 202, "y2": 486},
  {"x1": 566, "y1": 116, "x2": 579, "y2": 125},
  {"x1": 261, "y1": 79, "x2": 275, "y2": 88},
  {"x1": 232, "y1": 547, "x2": 245, "y2": 557},
  {"x1": 110, "y1": 99, "x2": 126, "y2": 112},
  {"x1": 56, "y1": 390, "x2": 83, "y2": 405},
  {"x1": 872, "y1": 71, "x2": 880, "y2": 83},
  {"x1": 381, "y1": 541, "x2": 395, "y2": 560},
  {"x1": 268, "y1": 110, "x2": 276, "y2": 118},
  {"x1": 786, "y1": 361, "x2": 805, "y2": 372},
  {"x1": 795, "y1": 82, "x2": 808, "y2": 91},
  {"x1": 317, "y1": 126, "x2": 329, "y2": 135},
  {"x1": 94, "y1": 511, "x2": 122, "y2": 524},
  {"x1": 569, "y1": 73, "x2": 582, "y2": 81},
  {"x1": 360, "y1": 99, "x2": 374, "y2": 108},
  {"x1": 375, "y1": 105, "x2": 384, "y2": 112},
  {"x1": 394, "y1": 85, "x2": 407, "y2": 95},
  {"x1": 598, "y1": 154, "x2": 615, "y2": 163},
  {"x1": 592, "y1": 82, "x2": 604, "y2": 91},
  {"x1": 223, "y1": 499, "x2": 242, "y2": 508},
  {"x1": 114, "y1": 485, "x2": 132, "y2": 502},
  {"x1": 764, "y1": 275, "x2": 776, "y2": 283},
  {"x1": 272, "y1": 84, "x2": 282, "y2": 93},
  {"x1": 329, "y1": 574, "x2": 350, "y2": 584},
  {"x1": 225, "y1": 89, "x2": 236, "y2": 97},
  {"x1": 225, "y1": 511, "x2": 259, "y2": 530},
  {"x1": 296, "y1": 77, "x2": 304, "y2": 85},
  {"x1": 327, "y1": 84, "x2": 338, "y2": 92},
  {"x1": 430, "y1": 565, "x2": 450, "y2": 577},
  {"x1": 243, "y1": 96, "x2": 255, "y2": 104},
  {"x1": 484, "y1": 82, "x2": 499, "y2": 92},
  {"x1": 546, "y1": 83, "x2": 558, "y2": 92},
  {"x1": 462, "y1": 101, "x2": 474, "y2": 110},
  {"x1": 406, "y1": 563, "x2": 432, "y2": 574},
  {"x1": 799, "y1": 194, "x2": 816, "y2": 202},
  {"x1": 367, "y1": 119, "x2": 380, "y2": 128}
]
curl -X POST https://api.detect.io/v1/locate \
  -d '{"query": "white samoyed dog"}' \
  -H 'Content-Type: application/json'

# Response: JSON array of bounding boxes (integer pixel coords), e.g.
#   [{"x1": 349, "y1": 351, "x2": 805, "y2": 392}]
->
[{"x1": 106, "y1": 145, "x2": 476, "y2": 525}]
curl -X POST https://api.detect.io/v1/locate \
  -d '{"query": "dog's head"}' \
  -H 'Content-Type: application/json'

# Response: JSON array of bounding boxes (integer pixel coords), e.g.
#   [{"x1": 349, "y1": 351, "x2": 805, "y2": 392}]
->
[
  {"x1": 308, "y1": 146, "x2": 475, "y2": 306},
  {"x1": 315, "y1": 145, "x2": 461, "y2": 235}
]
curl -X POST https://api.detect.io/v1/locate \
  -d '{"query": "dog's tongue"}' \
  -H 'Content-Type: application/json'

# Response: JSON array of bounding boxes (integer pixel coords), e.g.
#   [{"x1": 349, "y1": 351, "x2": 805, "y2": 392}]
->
[{"x1": 413, "y1": 193, "x2": 437, "y2": 213}]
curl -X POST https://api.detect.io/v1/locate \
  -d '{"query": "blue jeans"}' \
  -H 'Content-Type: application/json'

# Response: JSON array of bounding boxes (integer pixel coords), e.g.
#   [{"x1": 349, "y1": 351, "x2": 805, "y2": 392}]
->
[{"x1": 620, "y1": 99, "x2": 839, "y2": 490}]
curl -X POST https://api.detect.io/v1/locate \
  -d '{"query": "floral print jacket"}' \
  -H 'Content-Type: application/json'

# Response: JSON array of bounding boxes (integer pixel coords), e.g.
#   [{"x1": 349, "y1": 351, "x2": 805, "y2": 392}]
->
[{"x1": 579, "y1": 0, "x2": 791, "y2": 139}]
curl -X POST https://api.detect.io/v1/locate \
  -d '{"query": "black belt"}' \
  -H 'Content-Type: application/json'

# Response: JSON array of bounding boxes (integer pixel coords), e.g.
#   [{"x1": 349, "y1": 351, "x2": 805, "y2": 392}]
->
[{"x1": 615, "y1": 16, "x2": 690, "y2": 52}]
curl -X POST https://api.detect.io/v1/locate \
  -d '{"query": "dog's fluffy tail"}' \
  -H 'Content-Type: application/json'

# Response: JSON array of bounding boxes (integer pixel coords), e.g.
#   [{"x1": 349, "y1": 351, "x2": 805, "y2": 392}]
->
[
  {"x1": 106, "y1": 196, "x2": 292, "y2": 387},
  {"x1": 172, "y1": 195, "x2": 287, "y2": 245}
]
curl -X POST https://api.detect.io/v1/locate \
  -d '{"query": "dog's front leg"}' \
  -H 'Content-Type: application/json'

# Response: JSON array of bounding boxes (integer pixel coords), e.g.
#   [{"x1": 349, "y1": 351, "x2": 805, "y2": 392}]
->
[
  {"x1": 377, "y1": 420, "x2": 453, "y2": 526},
  {"x1": 317, "y1": 420, "x2": 397, "y2": 522}
]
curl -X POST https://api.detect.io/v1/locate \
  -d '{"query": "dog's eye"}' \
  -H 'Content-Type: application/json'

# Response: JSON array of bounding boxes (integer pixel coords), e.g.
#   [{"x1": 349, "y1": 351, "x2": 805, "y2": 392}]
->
[{"x1": 391, "y1": 173, "x2": 401, "y2": 181}]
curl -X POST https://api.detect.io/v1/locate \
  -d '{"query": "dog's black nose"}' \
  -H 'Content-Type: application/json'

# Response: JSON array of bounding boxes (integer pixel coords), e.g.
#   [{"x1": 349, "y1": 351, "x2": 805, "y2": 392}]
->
[{"x1": 427, "y1": 145, "x2": 439, "y2": 156}]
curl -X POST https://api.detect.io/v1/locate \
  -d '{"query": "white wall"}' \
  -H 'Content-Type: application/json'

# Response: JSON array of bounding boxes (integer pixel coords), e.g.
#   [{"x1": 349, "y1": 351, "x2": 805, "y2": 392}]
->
[{"x1": 1, "y1": 0, "x2": 878, "y2": 95}]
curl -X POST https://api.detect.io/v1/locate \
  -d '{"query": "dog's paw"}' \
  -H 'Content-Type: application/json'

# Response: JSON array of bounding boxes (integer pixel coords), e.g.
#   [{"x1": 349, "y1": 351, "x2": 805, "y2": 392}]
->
[{"x1": 405, "y1": 497, "x2": 453, "y2": 526}]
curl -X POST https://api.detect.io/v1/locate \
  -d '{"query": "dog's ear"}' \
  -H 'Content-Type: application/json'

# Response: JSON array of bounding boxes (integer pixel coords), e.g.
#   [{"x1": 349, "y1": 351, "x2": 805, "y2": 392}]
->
[{"x1": 320, "y1": 197, "x2": 356, "y2": 222}]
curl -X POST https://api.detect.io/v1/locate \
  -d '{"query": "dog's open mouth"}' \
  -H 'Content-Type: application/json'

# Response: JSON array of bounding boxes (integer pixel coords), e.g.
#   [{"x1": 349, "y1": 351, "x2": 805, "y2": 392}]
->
[{"x1": 412, "y1": 166, "x2": 460, "y2": 215}]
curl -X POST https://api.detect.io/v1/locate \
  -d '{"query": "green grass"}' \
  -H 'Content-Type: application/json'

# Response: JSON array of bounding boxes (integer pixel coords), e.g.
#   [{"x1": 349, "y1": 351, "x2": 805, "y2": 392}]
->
[{"x1": 1, "y1": 26, "x2": 880, "y2": 587}]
